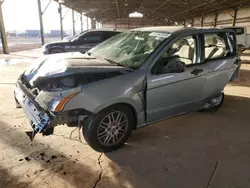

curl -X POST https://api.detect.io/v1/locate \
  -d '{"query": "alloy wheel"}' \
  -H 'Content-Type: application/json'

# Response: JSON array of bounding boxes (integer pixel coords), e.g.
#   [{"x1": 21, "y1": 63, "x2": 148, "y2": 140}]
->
[{"x1": 97, "y1": 111, "x2": 128, "y2": 146}]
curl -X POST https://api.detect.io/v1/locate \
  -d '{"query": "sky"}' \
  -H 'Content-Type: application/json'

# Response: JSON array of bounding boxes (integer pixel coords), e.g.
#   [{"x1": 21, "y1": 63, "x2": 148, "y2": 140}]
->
[{"x1": 2, "y1": 0, "x2": 88, "y2": 34}]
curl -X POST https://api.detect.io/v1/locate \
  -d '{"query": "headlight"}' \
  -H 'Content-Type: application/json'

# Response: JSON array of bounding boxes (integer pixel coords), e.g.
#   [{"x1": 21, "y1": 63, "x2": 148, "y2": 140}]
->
[{"x1": 53, "y1": 92, "x2": 79, "y2": 112}]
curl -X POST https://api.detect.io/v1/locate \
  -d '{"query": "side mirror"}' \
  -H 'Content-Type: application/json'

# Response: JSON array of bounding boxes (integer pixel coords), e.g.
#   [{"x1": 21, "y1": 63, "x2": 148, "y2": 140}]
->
[
  {"x1": 165, "y1": 59, "x2": 186, "y2": 73},
  {"x1": 155, "y1": 59, "x2": 186, "y2": 75}
]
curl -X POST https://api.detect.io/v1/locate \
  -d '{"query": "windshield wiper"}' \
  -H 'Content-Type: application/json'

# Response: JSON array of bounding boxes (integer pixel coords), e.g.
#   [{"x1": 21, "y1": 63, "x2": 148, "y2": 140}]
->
[{"x1": 104, "y1": 58, "x2": 126, "y2": 68}]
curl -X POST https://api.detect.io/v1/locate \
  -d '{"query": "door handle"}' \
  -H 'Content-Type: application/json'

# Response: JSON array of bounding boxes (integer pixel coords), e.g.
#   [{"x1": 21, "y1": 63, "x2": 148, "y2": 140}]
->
[{"x1": 191, "y1": 68, "x2": 203, "y2": 75}]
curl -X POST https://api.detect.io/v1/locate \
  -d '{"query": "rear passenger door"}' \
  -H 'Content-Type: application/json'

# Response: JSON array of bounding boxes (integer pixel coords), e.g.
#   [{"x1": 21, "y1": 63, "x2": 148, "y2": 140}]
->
[
  {"x1": 77, "y1": 31, "x2": 104, "y2": 53},
  {"x1": 202, "y1": 32, "x2": 238, "y2": 100}
]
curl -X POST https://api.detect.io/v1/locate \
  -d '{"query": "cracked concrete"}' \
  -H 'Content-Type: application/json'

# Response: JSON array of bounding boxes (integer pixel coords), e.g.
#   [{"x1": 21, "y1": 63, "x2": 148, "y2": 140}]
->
[
  {"x1": 1, "y1": 51, "x2": 250, "y2": 187},
  {"x1": 93, "y1": 153, "x2": 103, "y2": 188}
]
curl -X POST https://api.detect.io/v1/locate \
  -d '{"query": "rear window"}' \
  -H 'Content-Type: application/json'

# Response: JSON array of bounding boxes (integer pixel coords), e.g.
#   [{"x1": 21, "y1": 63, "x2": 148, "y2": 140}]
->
[
  {"x1": 204, "y1": 33, "x2": 227, "y2": 60},
  {"x1": 203, "y1": 32, "x2": 236, "y2": 61}
]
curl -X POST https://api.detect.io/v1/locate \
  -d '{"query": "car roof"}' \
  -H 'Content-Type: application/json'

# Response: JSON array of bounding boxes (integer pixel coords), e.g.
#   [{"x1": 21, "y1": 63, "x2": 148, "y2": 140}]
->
[
  {"x1": 132, "y1": 26, "x2": 234, "y2": 34},
  {"x1": 85, "y1": 28, "x2": 125, "y2": 33}
]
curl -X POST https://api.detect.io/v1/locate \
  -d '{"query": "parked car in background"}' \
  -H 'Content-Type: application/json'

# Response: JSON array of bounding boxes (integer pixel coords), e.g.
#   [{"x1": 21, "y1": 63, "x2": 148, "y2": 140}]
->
[
  {"x1": 14, "y1": 27, "x2": 240, "y2": 152},
  {"x1": 223, "y1": 26, "x2": 250, "y2": 52},
  {"x1": 63, "y1": 31, "x2": 85, "y2": 41},
  {"x1": 42, "y1": 29, "x2": 122, "y2": 54},
  {"x1": 16, "y1": 32, "x2": 27, "y2": 37}
]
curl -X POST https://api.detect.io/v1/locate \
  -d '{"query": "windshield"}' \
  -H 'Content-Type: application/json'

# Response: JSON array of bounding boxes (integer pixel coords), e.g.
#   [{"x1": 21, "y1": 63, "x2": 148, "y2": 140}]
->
[{"x1": 89, "y1": 31, "x2": 171, "y2": 69}]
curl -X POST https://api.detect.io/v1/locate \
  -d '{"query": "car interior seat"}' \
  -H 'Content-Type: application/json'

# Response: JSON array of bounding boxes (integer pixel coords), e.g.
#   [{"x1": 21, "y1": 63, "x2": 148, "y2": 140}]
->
[
  {"x1": 205, "y1": 37, "x2": 226, "y2": 59},
  {"x1": 174, "y1": 45, "x2": 194, "y2": 65},
  {"x1": 205, "y1": 37, "x2": 218, "y2": 59}
]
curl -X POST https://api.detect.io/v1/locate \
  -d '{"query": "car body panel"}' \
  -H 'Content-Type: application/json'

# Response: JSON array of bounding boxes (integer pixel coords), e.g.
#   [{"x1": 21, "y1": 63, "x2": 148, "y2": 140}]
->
[
  {"x1": 63, "y1": 70, "x2": 146, "y2": 125},
  {"x1": 146, "y1": 66, "x2": 207, "y2": 123}
]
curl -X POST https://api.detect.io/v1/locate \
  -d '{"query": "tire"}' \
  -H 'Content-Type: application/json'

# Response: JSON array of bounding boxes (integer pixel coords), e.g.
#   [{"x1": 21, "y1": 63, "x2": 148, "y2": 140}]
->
[
  {"x1": 83, "y1": 105, "x2": 135, "y2": 152},
  {"x1": 200, "y1": 93, "x2": 224, "y2": 112},
  {"x1": 49, "y1": 48, "x2": 64, "y2": 54}
]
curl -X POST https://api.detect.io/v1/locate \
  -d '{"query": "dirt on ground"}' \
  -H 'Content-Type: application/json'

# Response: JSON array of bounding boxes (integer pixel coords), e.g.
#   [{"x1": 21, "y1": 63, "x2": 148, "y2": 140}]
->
[{"x1": 0, "y1": 51, "x2": 250, "y2": 188}]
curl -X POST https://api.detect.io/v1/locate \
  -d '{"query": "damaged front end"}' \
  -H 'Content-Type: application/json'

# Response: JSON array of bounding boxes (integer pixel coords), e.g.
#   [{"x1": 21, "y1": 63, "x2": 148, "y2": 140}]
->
[{"x1": 14, "y1": 54, "x2": 131, "y2": 140}]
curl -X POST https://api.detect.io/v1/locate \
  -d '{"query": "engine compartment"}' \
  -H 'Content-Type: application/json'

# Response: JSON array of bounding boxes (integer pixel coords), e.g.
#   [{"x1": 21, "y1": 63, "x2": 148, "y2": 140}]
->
[{"x1": 22, "y1": 71, "x2": 126, "y2": 92}]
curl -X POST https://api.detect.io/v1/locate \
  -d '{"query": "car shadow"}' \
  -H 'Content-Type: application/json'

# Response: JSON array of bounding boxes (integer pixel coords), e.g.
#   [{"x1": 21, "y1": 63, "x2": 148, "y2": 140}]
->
[
  {"x1": 0, "y1": 120, "x2": 133, "y2": 188},
  {"x1": 229, "y1": 69, "x2": 250, "y2": 87},
  {"x1": 105, "y1": 95, "x2": 250, "y2": 188}
]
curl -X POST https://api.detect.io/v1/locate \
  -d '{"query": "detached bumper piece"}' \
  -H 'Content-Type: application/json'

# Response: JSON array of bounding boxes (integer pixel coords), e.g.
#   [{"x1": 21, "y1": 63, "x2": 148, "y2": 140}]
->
[{"x1": 14, "y1": 81, "x2": 53, "y2": 140}]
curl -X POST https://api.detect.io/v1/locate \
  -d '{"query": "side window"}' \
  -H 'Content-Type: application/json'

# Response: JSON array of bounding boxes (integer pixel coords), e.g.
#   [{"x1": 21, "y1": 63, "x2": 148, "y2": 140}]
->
[
  {"x1": 162, "y1": 35, "x2": 196, "y2": 65},
  {"x1": 78, "y1": 32, "x2": 102, "y2": 44},
  {"x1": 227, "y1": 32, "x2": 236, "y2": 56},
  {"x1": 204, "y1": 33, "x2": 227, "y2": 60},
  {"x1": 153, "y1": 35, "x2": 196, "y2": 75}
]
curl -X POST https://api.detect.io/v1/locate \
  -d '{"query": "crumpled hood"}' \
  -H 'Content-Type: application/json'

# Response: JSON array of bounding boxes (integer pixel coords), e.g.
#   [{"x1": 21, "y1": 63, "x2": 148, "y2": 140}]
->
[{"x1": 24, "y1": 52, "x2": 130, "y2": 87}]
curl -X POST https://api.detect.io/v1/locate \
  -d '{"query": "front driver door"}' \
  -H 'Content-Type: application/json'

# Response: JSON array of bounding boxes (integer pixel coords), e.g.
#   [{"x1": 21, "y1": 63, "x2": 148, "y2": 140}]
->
[{"x1": 146, "y1": 35, "x2": 207, "y2": 123}]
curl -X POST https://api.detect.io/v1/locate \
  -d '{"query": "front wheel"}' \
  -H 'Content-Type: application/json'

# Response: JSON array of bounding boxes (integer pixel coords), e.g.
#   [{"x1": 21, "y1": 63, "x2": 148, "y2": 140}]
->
[
  {"x1": 200, "y1": 92, "x2": 224, "y2": 112},
  {"x1": 83, "y1": 105, "x2": 135, "y2": 152}
]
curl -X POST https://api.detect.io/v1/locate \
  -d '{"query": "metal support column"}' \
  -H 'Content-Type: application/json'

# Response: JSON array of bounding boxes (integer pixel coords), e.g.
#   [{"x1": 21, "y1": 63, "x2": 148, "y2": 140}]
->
[
  {"x1": 86, "y1": 17, "x2": 89, "y2": 29},
  {"x1": 200, "y1": 16, "x2": 204, "y2": 27},
  {"x1": 37, "y1": 0, "x2": 45, "y2": 45},
  {"x1": 183, "y1": 19, "x2": 186, "y2": 27},
  {"x1": 232, "y1": 9, "x2": 238, "y2": 26},
  {"x1": 80, "y1": 14, "x2": 83, "y2": 32},
  {"x1": 0, "y1": 1, "x2": 8, "y2": 54},
  {"x1": 191, "y1": 18, "x2": 194, "y2": 27},
  {"x1": 214, "y1": 13, "x2": 218, "y2": 28},
  {"x1": 58, "y1": 3, "x2": 63, "y2": 40},
  {"x1": 92, "y1": 19, "x2": 96, "y2": 29},
  {"x1": 72, "y1": 9, "x2": 75, "y2": 36},
  {"x1": 90, "y1": 18, "x2": 93, "y2": 29}
]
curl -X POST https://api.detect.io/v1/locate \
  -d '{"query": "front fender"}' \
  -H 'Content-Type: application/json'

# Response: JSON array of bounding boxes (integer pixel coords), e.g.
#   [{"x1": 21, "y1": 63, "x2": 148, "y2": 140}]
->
[
  {"x1": 63, "y1": 70, "x2": 146, "y2": 125},
  {"x1": 49, "y1": 46, "x2": 65, "y2": 53}
]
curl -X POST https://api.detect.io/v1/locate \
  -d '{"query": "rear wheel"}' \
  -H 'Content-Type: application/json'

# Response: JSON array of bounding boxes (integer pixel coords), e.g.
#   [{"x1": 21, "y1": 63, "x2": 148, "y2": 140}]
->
[
  {"x1": 49, "y1": 48, "x2": 64, "y2": 54},
  {"x1": 200, "y1": 92, "x2": 224, "y2": 112},
  {"x1": 83, "y1": 105, "x2": 135, "y2": 152}
]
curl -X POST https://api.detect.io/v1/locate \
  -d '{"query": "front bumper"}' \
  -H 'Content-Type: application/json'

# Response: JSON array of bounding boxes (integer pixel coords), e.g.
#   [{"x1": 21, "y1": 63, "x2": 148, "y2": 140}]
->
[{"x1": 14, "y1": 81, "x2": 52, "y2": 134}]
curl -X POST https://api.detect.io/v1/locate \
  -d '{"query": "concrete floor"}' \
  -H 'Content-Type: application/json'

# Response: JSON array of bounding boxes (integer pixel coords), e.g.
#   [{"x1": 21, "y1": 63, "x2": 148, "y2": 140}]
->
[{"x1": 0, "y1": 50, "x2": 250, "y2": 188}]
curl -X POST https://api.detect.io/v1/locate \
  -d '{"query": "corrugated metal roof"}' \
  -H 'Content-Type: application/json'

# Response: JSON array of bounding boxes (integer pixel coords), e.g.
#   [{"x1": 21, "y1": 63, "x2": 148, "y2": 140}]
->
[{"x1": 55, "y1": 0, "x2": 250, "y2": 24}]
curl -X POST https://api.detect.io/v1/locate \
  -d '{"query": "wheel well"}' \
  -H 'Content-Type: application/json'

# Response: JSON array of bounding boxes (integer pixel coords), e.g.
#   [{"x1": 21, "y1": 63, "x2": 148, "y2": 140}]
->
[
  {"x1": 101, "y1": 103, "x2": 138, "y2": 129},
  {"x1": 49, "y1": 47, "x2": 65, "y2": 53}
]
